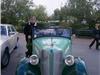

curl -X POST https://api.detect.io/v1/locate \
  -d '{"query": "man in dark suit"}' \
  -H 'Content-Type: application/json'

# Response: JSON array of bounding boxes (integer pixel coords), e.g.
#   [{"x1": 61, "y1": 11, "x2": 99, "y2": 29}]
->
[{"x1": 24, "y1": 16, "x2": 37, "y2": 57}]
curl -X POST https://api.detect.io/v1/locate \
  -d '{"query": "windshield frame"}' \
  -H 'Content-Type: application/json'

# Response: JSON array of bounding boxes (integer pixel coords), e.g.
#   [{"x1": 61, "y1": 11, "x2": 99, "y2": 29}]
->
[{"x1": 32, "y1": 28, "x2": 72, "y2": 39}]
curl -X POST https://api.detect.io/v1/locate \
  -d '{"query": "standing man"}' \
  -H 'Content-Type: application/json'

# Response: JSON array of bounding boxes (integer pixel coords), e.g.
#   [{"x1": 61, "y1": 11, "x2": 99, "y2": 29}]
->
[
  {"x1": 89, "y1": 21, "x2": 100, "y2": 50},
  {"x1": 24, "y1": 16, "x2": 37, "y2": 57}
]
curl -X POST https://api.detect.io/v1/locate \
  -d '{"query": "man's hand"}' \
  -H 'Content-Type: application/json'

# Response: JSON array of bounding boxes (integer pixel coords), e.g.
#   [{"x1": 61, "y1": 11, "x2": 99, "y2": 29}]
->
[{"x1": 28, "y1": 35, "x2": 31, "y2": 39}]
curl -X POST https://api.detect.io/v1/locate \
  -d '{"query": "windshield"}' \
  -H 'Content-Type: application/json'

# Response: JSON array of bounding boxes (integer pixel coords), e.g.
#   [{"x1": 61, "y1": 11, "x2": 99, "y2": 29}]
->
[
  {"x1": 32, "y1": 28, "x2": 71, "y2": 39},
  {"x1": 0, "y1": 26, "x2": 7, "y2": 36}
]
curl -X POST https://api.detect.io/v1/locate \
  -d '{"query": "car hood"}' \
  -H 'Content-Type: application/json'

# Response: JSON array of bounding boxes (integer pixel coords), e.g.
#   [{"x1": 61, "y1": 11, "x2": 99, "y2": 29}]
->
[{"x1": 33, "y1": 37, "x2": 71, "y2": 54}]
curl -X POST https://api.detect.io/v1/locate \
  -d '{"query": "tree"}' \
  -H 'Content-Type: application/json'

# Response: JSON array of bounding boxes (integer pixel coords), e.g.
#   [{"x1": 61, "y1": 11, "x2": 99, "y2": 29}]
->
[
  {"x1": 68, "y1": 0, "x2": 95, "y2": 23},
  {"x1": 53, "y1": 9, "x2": 60, "y2": 20},
  {"x1": 32, "y1": 5, "x2": 47, "y2": 21},
  {"x1": 93, "y1": 0, "x2": 100, "y2": 20},
  {"x1": 1, "y1": 0, "x2": 34, "y2": 26},
  {"x1": 52, "y1": 0, "x2": 98, "y2": 29}
]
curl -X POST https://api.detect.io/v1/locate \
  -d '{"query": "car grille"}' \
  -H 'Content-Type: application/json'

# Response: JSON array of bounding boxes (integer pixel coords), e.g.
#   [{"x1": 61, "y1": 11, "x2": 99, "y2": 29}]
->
[{"x1": 40, "y1": 50, "x2": 63, "y2": 75}]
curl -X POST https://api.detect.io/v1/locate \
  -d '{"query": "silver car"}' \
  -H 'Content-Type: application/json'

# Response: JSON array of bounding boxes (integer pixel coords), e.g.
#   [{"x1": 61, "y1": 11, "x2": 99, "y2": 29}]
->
[{"x1": 0, "y1": 24, "x2": 19, "y2": 68}]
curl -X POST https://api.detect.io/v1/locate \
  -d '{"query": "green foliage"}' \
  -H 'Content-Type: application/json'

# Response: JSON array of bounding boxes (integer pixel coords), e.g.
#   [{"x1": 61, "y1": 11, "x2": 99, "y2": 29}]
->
[
  {"x1": 32, "y1": 5, "x2": 47, "y2": 21},
  {"x1": 95, "y1": 10, "x2": 100, "y2": 20},
  {"x1": 37, "y1": 22, "x2": 48, "y2": 28},
  {"x1": 53, "y1": 9, "x2": 60, "y2": 20},
  {"x1": 67, "y1": 0, "x2": 93, "y2": 22},
  {"x1": 70, "y1": 23, "x2": 89, "y2": 29},
  {"x1": 1, "y1": 0, "x2": 48, "y2": 31},
  {"x1": 2, "y1": 0, "x2": 100, "y2": 30},
  {"x1": 52, "y1": 0, "x2": 100, "y2": 29},
  {"x1": 1, "y1": 0, "x2": 34, "y2": 26}
]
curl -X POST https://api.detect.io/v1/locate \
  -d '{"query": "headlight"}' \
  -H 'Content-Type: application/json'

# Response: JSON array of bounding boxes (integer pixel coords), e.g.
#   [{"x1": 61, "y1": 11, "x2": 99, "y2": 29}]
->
[
  {"x1": 64, "y1": 55, "x2": 74, "y2": 66},
  {"x1": 29, "y1": 54, "x2": 39, "y2": 65}
]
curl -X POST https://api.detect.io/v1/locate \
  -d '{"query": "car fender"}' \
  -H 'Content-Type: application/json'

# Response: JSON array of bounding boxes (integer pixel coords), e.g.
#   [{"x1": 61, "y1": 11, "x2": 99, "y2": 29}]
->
[
  {"x1": 1, "y1": 40, "x2": 10, "y2": 58},
  {"x1": 61, "y1": 57, "x2": 88, "y2": 75},
  {"x1": 16, "y1": 57, "x2": 41, "y2": 75},
  {"x1": 75, "y1": 57, "x2": 88, "y2": 75}
]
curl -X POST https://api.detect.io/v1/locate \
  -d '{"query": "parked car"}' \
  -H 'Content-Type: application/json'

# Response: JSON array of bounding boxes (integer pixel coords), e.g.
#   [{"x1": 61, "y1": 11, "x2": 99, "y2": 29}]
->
[
  {"x1": 16, "y1": 27, "x2": 88, "y2": 75},
  {"x1": 0, "y1": 24, "x2": 19, "y2": 68},
  {"x1": 75, "y1": 29, "x2": 93, "y2": 37}
]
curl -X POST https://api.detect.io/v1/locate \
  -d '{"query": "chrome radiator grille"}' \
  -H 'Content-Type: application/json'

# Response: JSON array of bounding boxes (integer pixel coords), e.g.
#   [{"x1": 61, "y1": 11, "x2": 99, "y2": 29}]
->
[{"x1": 40, "y1": 50, "x2": 63, "y2": 75}]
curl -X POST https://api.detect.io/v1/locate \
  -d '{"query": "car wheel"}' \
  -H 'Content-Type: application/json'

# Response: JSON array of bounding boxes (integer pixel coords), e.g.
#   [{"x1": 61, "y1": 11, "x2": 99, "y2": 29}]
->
[{"x1": 1, "y1": 48, "x2": 10, "y2": 68}]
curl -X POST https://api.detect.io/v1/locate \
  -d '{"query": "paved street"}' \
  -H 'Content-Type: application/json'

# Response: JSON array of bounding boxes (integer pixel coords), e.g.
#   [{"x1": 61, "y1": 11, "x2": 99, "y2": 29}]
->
[
  {"x1": 72, "y1": 36, "x2": 100, "y2": 75},
  {"x1": 1, "y1": 33, "x2": 100, "y2": 75}
]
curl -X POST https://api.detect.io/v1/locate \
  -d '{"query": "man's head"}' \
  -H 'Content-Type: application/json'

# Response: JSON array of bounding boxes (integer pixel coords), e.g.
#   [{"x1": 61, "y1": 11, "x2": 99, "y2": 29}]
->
[{"x1": 29, "y1": 16, "x2": 36, "y2": 23}]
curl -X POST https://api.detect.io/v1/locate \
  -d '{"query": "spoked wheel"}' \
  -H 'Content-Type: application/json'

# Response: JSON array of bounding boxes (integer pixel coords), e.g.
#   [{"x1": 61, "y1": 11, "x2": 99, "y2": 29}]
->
[{"x1": 1, "y1": 48, "x2": 10, "y2": 68}]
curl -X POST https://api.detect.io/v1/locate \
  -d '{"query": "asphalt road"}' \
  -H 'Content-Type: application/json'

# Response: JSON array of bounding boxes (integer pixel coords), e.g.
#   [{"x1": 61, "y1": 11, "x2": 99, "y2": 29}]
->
[{"x1": 1, "y1": 33, "x2": 100, "y2": 75}]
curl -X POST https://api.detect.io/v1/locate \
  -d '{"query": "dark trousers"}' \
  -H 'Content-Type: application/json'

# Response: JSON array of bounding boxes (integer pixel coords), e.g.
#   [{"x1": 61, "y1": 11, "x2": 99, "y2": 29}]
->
[
  {"x1": 89, "y1": 38, "x2": 100, "y2": 49},
  {"x1": 25, "y1": 35, "x2": 32, "y2": 57}
]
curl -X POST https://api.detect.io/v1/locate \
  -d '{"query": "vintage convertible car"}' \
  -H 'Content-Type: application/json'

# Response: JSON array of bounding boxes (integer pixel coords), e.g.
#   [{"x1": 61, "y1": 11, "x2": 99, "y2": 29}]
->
[{"x1": 16, "y1": 27, "x2": 88, "y2": 75}]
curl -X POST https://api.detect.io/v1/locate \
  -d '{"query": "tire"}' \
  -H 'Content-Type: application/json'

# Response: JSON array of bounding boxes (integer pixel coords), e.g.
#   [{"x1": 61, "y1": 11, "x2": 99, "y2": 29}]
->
[{"x1": 1, "y1": 48, "x2": 10, "y2": 68}]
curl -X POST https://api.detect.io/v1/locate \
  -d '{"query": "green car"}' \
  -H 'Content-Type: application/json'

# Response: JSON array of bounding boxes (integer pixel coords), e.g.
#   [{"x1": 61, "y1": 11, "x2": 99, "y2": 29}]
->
[
  {"x1": 75, "y1": 29, "x2": 93, "y2": 37},
  {"x1": 16, "y1": 27, "x2": 88, "y2": 75}
]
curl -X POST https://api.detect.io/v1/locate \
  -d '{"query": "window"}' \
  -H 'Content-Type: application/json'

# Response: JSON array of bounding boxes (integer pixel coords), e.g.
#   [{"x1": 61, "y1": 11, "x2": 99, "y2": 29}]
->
[
  {"x1": 11, "y1": 26, "x2": 16, "y2": 32},
  {"x1": 8, "y1": 26, "x2": 16, "y2": 35},
  {"x1": 0, "y1": 26, "x2": 7, "y2": 35},
  {"x1": 8, "y1": 26, "x2": 11, "y2": 32}
]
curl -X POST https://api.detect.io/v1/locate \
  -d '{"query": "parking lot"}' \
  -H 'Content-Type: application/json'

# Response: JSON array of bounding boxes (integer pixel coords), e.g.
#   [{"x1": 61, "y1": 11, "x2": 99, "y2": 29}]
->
[{"x1": 1, "y1": 33, "x2": 100, "y2": 75}]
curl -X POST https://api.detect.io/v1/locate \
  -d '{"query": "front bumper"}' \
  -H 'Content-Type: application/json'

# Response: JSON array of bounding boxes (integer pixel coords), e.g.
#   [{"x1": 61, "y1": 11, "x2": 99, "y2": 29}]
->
[{"x1": 16, "y1": 57, "x2": 87, "y2": 75}]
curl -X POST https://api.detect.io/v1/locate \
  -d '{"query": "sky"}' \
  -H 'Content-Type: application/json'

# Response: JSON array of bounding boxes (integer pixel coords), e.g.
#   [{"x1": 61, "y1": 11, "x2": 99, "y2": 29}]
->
[{"x1": 33, "y1": 0, "x2": 67, "y2": 16}]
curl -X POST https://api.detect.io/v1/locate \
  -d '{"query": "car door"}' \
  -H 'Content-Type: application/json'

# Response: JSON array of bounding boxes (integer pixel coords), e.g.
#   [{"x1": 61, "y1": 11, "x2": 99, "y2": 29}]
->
[
  {"x1": 7, "y1": 26, "x2": 16, "y2": 53},
  {"x1": 0, "y1": 26, "x2": 8, "y2": 56},
  {"x1": 7, "y1": 26, "x2": 12, "y2": 52},
  {"x1": 10, "y1": 26, "x2": 18, "y2": 48}
]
